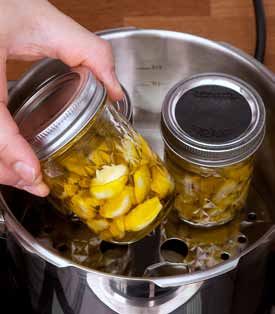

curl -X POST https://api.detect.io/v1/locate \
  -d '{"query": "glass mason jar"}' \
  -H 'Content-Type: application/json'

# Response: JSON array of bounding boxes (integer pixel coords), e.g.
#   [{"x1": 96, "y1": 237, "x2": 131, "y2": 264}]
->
[
  {"x1": 161, "y1": 73, "x2": 266, "y2": 227},
  {"x1": 14, "y1": 67, "x2": 174, "y2": 244}
]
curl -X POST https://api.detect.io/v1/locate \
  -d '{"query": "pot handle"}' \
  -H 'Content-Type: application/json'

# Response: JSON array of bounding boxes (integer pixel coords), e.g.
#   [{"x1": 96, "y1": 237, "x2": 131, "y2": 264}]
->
[
  {"x1": 150, "y1": 258, "x2": 239, "y2": 288},
  {"x1": 218, "y1": 41, "x2": 275, "y2": 83}
]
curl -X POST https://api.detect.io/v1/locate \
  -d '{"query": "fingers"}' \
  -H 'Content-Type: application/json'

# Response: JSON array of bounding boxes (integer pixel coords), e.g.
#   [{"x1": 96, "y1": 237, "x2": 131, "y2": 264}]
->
[
  {"x1": 38, "y1": 9, "x2": 124, "y2": 101},
  {"x1": 0, "y1": 104, "x2": 49, "y2": 197},
  {"x1": 82, "y1": 39, "x2": 124, "y2": 101},
  {"x1": 59, "y1": 33, "x2": 124, "y2": 101},
  {"x1": 6, "y1": 1, "x2": 124, "y2": 100},
  {"x1": 0, "y1": 56, "x2": 49, "y2": 196},
  {"x1": 0, "y1": 161, "x2": 48, "y2": 197}
]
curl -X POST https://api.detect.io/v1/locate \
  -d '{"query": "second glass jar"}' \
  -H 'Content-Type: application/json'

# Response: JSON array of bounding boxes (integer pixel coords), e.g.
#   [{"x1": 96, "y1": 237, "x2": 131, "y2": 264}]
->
[{"x1": 161, "y1": 73, "x2": 266, "y2": 227}]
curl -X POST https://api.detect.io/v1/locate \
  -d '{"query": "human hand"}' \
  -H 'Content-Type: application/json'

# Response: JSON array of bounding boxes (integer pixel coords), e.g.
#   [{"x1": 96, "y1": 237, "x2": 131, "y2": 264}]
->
[{"x1": 0, "y1": 0, "x2": 123, "y2": 196}]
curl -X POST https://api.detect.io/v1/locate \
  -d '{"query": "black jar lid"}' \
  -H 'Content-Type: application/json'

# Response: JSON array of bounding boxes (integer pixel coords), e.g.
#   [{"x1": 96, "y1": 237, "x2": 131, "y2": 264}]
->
[{"x1": 161, "y1": 73, "x2": 266, "y2": 167}]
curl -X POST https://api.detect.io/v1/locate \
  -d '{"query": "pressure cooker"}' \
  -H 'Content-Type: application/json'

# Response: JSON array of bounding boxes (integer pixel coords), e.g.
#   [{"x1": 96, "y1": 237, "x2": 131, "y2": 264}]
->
[{"x1": 1, "y1": 28, "x2": 275, "y2": 314}]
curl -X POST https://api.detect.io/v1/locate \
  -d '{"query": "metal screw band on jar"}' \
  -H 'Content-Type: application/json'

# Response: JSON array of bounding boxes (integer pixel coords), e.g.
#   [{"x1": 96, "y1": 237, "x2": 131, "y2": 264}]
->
[
  {"x1": 9, "y1": 58, "x2": 133, "y2": 123},
  {"x1": 161, "y1": 73, "x2": 266, "y2": 168},
  {"x1": 15, "y1": 68, "x2": 105, "y2": 160}
]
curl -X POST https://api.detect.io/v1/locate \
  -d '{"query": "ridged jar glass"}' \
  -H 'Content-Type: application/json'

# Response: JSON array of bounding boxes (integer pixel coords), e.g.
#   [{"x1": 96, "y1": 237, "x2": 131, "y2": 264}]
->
[
  {"x1": 164, "y1": 147, "x2": 254, "y2": 226},
  {"x1": 14, "y1": 67, "x2": 174, "y2": 244}
]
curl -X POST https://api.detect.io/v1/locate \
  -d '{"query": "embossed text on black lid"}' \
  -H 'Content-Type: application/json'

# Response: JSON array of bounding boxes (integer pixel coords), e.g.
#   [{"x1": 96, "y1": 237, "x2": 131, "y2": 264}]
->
[{"x1": 175, "y1": 85, "x2": 252, "y2": 143}]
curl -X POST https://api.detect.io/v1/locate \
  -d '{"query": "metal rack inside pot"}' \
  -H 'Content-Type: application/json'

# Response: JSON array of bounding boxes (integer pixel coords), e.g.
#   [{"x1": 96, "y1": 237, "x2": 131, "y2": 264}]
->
[{"x1": 1, "y1": 151, "x2": 271, "y2": 280}]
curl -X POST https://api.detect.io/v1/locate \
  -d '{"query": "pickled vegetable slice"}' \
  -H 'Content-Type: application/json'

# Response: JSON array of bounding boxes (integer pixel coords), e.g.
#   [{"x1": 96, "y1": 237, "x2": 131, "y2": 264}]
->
[
  {"x1": 93, "y1": 164, "x2": 128, "y2": 184},
  {"x1": 89, "y1": 142, "x2": 112, "y2": 167},
  {"x1": 232, "y1": 179, "x2": 251, "y2": 208},
  {"x1": 100, "y1": 187, "x2": 133, "y2": 218},
  {"x1": 114, "y1": 216, "x2": 125, "y2": 234},
  {"x1": 84, "y1": 165, "x2": 96, "y2": 176},
  {"x1": 182, "y1": 174, "x2": 196, "y2": 195},
  {"x1": 92, "y1": 151, "x2": 111, "y2": 167},
  {"x1": 90, "y1": 164, "x2": 128, "y2": 199},
  {"x1": 109, "y1": 217, "x2": 126, "y2": 239},
  {"x1": 79, "y1": 177, "x2": 90, "y2": 188},
  {"x1": 221, "y1": 162, "x2": 253, "y2": 181},
  {"x1": 200, "y1": 176, "x2": 223, "y2": 200},
  {"x1": 60, "y1": 151, "x2": 90, "y2": 177},
  {"x1": 87, "y1": 219, "x2": 109, "y2": 233},
  {"x1": 214, "y1": 193, "x2": 240, "y2": 212},
  {"x1": 125, "y1": 197, "x2": 162, "y2": 232},
  {"x1": 91, "y1": 176, "x2": 128, "y2": 200},
  {"x1": 71, "y1": 192, "x2": 96, "y2": 220},
  {"x1": 151, "y1": 165, "x2": 174, "y2": 199},
  {"x1": 60, "y1": 182, "x2": 78, "y2": 199},
  {"x1": 67, "y1": 173, "x2": 80, "y2": 185},
  {"x1": 133, "y1": 165, "x2": 151, "y2": 203},
  {"x1": 212, "y1": 179, "x2": 238, "y2": 204},
  {"x1": 137, "y1": 134, "x2": 155, "y2": 163},
  {"x1": 116, "y1": 137, "x2": 140, "y2": 167}
]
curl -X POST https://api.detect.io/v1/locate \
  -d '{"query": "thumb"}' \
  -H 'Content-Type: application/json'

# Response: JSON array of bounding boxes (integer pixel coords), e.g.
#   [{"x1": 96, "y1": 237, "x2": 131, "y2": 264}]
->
[{"x1": 0, "y1": 55, "x2": 49, "y2": 196}]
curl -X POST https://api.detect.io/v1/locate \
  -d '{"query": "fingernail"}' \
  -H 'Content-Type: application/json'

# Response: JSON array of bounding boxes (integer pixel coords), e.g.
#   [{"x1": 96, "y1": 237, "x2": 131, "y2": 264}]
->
[
  {"x1": 22, "y1": 182, "x2": 50, "y2": 197},
  {"x1": 13, "y1": 162, "x2": 36, "y2": 183}
]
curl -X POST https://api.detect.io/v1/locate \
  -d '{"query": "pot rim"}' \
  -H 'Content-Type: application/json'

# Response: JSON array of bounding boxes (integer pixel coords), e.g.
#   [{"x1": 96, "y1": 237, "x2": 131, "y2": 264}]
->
[
  {"x1": 2, "y1": 190, "x2": 275, "y2": 287},
  {"x1": 3, "y1": 28, "x2": 275, "y2": 287}
]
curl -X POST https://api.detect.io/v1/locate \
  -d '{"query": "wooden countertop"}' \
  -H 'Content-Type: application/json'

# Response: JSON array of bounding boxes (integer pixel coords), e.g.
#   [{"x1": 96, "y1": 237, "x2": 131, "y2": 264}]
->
[{"x1": 7, "y1": 0, "x2": 275, "y2": 79}]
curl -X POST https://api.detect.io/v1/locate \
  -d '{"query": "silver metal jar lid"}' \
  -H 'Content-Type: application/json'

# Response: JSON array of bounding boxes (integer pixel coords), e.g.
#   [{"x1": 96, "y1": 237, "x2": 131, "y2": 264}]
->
[
  {"x1": 13, "y1": 66, "x2": 106, "y2": 160},
  {"x1": 9, "y1": 58, "x2": 132, "y2": 121},
  {"x1": 161, "y1": 73, "x2": 266, "y2": 167}
]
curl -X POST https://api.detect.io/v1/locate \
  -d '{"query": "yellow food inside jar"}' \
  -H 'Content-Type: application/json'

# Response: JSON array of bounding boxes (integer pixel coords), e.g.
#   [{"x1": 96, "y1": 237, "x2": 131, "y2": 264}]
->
[
  {"x1": 134, "y1": 165, "x2": 151, "y2": 203},
  {"x1": 100, "y1": 186, "x2": 133, "y2": 218},
  {"x1": 90, "y1": 164, "x2": 129, "y2": 200},
  {"x1": 43, "y1": 133, "x2": 174, "y2": 243},
  {"x1": 165, "y1": 150, "x2": 253, "y2": 226},
  {"x1": 151, "y1": 165, "x2": 175, "y2": 199},
  {"x1": 70, "y1": 191, "x2": 97, "y2": 220},
  {"x1": 109, "y1": 217, "x2": 126, "y2": 239},
  {"x1": 124, "y1": 197, "x2": 163, "y2": 231},
  {"x1": 87, "y1": 219, "x2": 109, "y2": 233}
]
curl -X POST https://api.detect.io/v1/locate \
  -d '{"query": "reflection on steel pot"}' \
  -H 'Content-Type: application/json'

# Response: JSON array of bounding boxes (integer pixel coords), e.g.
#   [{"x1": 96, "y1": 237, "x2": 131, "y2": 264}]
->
[{"x1": 1, "y1": 28, "x2": 275, "y2": 313}]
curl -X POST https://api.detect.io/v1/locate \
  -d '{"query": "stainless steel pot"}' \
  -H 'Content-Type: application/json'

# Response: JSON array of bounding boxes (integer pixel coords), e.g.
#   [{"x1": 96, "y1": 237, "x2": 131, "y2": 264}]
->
[{"x1": 1, "y1": 27, "x2": 275, "y2": 314}]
